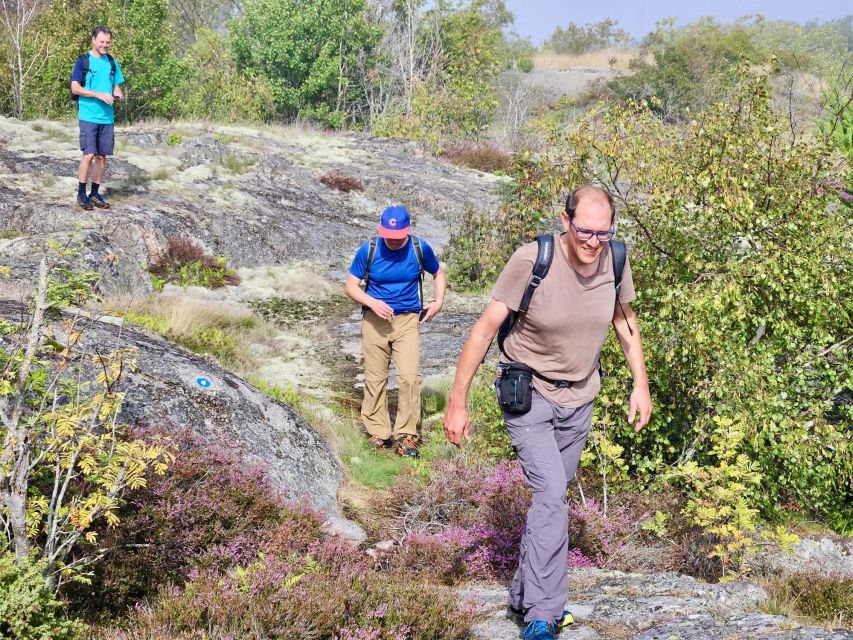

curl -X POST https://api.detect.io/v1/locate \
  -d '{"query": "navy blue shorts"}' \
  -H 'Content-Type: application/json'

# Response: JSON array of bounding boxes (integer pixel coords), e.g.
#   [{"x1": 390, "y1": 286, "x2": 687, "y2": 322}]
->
[{"x1": 79, "y1": 120, "x2": 115, "y2": 156}]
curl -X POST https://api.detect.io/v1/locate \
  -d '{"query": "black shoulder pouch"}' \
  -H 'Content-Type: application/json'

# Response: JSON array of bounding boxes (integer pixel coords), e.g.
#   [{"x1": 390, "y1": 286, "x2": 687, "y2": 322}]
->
[{"x1": 495, "y1": 362, "x2": 534, "y2": 414}]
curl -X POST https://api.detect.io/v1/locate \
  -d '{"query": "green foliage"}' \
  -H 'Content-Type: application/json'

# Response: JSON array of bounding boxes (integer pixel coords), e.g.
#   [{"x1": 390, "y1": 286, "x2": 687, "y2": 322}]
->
[
  {"x1": 374, "y1": 0, "x2": 508, "y2": 145},
  {"x1": 544, "y1": 18, "x2": 630, "y2": 55},
  {"x1": 0, "y1": 551, "x2": 83, "y2": 640},
  {"x1": 468, "y1": 369, "x2": 511, "y2": 460},
  {"x1": 670, "y1": 416, "x2": 797, "y2": 578},
  {"x1": 110, "y1": 0, "x2": 182, "y2": 121},
  {"x1": 24, "y1": 0, "x2": 112, "y2": 119},
  {"x1": 27, "y1": 0, "x2": 181, "y2": 120},
  {"x1": 467, "y1": 71, "x2": 853, "y2": 530},
  {"x1": 607, "y1": 17, "x2": 756, "y2": 121},
  {"x1": 175, "y1": 29, "x2": 275, "y2": 123},
  {"x1": 444, "y1": 206, "x2": 503, "y2": 290},
  {"x1": 178, "y1": 326, "x2": 237, "y2": 361},
  {"x1": 606, "y1": 16, "x2": 850, "y2": 121},
  {"x1": 44, "y1": 241, "x2": 102, "y2": 307},
  {"x1": 166, "y1": 133, "x2": 182, "y2": 146},
  {"x1": 229, "y1": 0, "x2": 379, "y2": 126}
]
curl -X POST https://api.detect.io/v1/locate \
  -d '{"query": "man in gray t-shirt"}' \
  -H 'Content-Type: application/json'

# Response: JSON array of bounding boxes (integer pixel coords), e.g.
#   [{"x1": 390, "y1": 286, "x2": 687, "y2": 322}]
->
[{"x1": 444, "y1": 186, "x2": 652, "y2": 640}]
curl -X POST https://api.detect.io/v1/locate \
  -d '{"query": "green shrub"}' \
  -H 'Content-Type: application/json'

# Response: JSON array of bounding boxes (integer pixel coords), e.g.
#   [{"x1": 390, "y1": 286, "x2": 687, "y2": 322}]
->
[
  {"x1": 0, "y1": 551, "x2": 83, "y2": 640},
  {"x1": 544, "y1": 18, "x2": 630, "y2": 55},
  {"x1": 175, "y1": 29, "x2": 275, "y2": 123},
  {"x1": 468, "y1": 71, "x2": 853, "y2": 530},
  {"x1": 166, "y1": 133, "x2": 182, "y2": 146},
  {"x1": 517, "y1": 57, "x2": 534, "y2": 73}
]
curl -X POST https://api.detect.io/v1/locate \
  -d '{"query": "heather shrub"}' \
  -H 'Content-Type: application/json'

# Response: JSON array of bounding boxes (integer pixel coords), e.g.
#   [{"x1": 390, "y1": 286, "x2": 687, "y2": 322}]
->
[
  {"x1": 63, "y1": 429, "x2": 323, "y2": 619},
  {"x1": 320, "y1": 172, "x2": 365, "y2": 192},
  {"x1": 148, "y1": 235, "x2": 240, "y2": 290},
  {"x1": 98, "y1": 537, "x2": 476, "y2": 640},
  {"x1": 443, "y1": 141, "x2": 512, "y2": 173},
  {"x1": 567, "y1": 498, "x2": 632, "y2": 566}
]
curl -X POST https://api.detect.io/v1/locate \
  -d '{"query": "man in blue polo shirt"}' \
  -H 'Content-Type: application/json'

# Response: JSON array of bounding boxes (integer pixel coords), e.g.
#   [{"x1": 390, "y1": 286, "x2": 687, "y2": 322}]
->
[
  {"x1": 70, "y1": 25, "x2": 125, "y2": 211},
  {"x1": 344, "y1": 206, "x2": 446, "y2": 458}
]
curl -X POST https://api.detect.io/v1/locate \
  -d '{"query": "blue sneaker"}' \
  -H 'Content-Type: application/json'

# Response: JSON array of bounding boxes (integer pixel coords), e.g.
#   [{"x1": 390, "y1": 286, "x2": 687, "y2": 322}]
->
[
  {"x1": 523, "y1": 620, "x2": 556, "y2": 640},
  {"x1": 509, "y1": 606, "x2": 574, "y2": 630}
]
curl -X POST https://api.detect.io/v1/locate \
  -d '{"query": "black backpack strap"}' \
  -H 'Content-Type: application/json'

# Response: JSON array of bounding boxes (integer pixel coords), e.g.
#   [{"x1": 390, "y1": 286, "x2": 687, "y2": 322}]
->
[
  {"x1": 610, "y1": 239, "x2": 626, "y2": 300},
  {"x1": 362, "y1": 237, "x2": 378, "y2": 290},
  {"x1": 498, "y1": 234, "x2": 554, "y2": 358},
  {"x1": 412, "y1": 236, "x2": 424, "y2": 308},
  {"x1": 105, "y1": 53, "x2": 116, "y2": 87}
]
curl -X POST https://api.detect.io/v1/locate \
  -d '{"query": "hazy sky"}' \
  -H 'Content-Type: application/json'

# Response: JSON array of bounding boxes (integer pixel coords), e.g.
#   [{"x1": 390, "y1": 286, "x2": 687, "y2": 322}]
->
[{"x1": 505, "y1": 0, "x2": 851, "y2": 44}]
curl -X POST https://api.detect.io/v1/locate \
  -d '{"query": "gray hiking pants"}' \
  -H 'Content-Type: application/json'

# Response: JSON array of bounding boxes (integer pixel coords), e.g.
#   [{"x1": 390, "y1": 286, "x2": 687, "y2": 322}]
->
[{"x1": 503, "y1": 389, "x2": 594, "y2": 624}]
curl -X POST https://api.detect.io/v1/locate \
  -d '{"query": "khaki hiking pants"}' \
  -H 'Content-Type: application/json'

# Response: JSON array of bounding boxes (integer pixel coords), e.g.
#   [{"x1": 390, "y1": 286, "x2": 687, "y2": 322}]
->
[{"x1": 361, "y1": 310, "x2": 421, "y2": 440}]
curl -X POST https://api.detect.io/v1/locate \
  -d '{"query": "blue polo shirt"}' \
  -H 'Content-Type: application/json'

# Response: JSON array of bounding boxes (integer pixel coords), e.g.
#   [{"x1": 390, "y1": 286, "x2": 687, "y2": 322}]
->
[
  {"x1": 350, "y1": 237, "x2": 440, "y2": 314},
  {"x1": 71, "y1": 52, "x2": 124, "y2": 124}
]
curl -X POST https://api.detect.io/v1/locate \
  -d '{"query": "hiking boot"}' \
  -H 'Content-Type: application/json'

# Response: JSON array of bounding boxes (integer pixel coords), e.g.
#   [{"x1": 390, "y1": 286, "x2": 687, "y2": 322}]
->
[
  {"x1": 394, "y1": 434, "x2": 420, "y2": 458},
  {"x1": 523, "y1": 620, "x2": 556, "y2": 640},
  {"x1": 509, "y1": 607, "x2": 574, "y2": 631},
  {"x1": 90, "y1": 193, "x2": 111, "y2": 209},
  {"x1": 76, "y1": 193, "x2": 94, "y2": 211},
  {"x1": 367, "y1": 435, "x2": 391, "y2": 450}
]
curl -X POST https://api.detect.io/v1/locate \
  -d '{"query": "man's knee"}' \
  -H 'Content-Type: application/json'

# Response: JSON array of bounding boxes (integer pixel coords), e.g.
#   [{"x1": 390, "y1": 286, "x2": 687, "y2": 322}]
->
[{"x1": 81, "y1": 153, "x2": 96, "y2": 162}]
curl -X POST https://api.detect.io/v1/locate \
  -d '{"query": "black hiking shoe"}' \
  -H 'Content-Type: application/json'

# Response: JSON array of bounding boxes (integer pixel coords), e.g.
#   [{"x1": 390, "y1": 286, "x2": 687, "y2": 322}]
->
[
  {"x1": 367, "y1": 435, "x2": 392, "y2": 450},
  {"x1": 509, "y1": 606, "x2": 574, "y2": 631},
  {"x1": 77, "y1": 193, "x2": 94, "y2": 211},
  {"x1": 90, "y1": 193, "x2": 111, "y2": 209},
  {"x1": 394, "y1": 434, "x2": 420, "y2": 458}
]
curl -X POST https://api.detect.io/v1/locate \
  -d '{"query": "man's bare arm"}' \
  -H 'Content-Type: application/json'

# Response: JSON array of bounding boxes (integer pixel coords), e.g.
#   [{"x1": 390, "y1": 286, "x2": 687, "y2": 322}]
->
[
  {"x1": 612, "y1": 302, "x2": 652, "y2": 431},
  {"x1": 443, "y1": 299, "x2": 510, "y2": 446}
]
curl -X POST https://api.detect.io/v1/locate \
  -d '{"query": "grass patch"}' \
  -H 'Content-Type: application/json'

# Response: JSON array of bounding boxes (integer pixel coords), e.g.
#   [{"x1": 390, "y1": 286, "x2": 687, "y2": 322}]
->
[
  {"x1": 535, "y1": 48, "x2": 639, "y2": 71},
  {"x1": 149, "y1": 167, "x2": 171, "y2": 181},
  {"x1": 250, "y1": 377, "x2": 302, "y2": 410},
  {"x1": 0, "y1": 229, "x2": 23, "y2": 240},
  {"x1": 167, "y1": 133, "x2": 183, "y2": 145},
  {"x1": 221, "y1": 153, "x2": 257, "y2": 175},
  {"x1": 761, "y1": 571, "x2": 853, "y2": 628},
  {"x1": 149, "y1": 235, "x2": 240, "y2": 290}
]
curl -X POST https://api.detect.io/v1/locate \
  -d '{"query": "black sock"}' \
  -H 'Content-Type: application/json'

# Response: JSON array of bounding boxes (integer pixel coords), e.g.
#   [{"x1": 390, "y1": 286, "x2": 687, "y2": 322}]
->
[
  {"x1": 78, "y1": 182, "x2": 87, "y2": 197},
  {"x1": 90, "y1": 182, "x2": 100, "y2": 196}
]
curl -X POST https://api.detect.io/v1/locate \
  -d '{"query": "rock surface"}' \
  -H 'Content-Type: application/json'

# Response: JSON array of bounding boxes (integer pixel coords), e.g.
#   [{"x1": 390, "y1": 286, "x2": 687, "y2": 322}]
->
[
  {"x1": 461, "y1": 569, "x2": 852, "y2": 639},
  {"x1": 0, "y1": 118, "x2": 504, "y2": 293},
  {"x1": 0, "y1": 300, "x2": 362, "y2": 542}
]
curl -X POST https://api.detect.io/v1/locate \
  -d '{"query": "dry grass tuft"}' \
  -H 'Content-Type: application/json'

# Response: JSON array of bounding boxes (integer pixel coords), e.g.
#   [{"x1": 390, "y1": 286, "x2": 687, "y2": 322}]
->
[
  {"x1": 443, "y1": 141, "x2": 512, "y2": 173},
  {"x1": 320, "y1": 172, "x2": 364, "y2": 193},
  {"x1": 535, "y1": 48, "x2": 639, "y2": 71}
]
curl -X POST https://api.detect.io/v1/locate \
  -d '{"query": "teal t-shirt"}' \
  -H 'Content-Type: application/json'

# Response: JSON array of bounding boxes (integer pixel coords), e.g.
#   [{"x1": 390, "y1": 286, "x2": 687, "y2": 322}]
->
[{"x1": 71, "y1": 53, "x2": 125, "y2": 124}]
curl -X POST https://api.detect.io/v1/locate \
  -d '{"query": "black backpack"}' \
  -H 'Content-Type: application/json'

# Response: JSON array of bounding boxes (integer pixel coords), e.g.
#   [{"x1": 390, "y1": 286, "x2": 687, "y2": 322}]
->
[
  {"x1": 70, "y1": 52, "x2": 116, "y2": 102},
  {"x1": 496, "y1": 234, "x2": 627, "y2": 367},
  {"x1": 362, "y1": 236, "x2": 425, "y2": 308}
]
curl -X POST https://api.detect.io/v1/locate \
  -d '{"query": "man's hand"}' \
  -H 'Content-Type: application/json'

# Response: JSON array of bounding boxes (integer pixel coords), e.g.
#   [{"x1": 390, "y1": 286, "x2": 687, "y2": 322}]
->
[
  {"x1": 368, "y1": 299, "x2": 394, "y2": 320},
  {"x1": 419, "y1": 300, "x2": 443, "y2": 324},
  {"x1": 628, "y1": 384, "x2": 653, "y2": 432},
  {"x1": 443, "y1": 398, "x2": 471, "y2": 447},
  {"x1": 98, "y1": 93, "x2": 114, "y2": 105}
]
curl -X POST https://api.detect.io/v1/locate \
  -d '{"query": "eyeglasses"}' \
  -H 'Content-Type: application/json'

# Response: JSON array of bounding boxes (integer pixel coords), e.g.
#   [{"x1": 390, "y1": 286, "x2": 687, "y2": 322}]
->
[{"x1": 570, "y1": 219, "x2": 615, "y2": 243}]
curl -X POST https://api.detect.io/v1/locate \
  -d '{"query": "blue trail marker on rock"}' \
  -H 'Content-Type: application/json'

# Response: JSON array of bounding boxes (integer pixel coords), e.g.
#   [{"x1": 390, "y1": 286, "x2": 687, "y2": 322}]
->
[{"x1": 196, "y1": 376, "x2": 212, "y2": 389}]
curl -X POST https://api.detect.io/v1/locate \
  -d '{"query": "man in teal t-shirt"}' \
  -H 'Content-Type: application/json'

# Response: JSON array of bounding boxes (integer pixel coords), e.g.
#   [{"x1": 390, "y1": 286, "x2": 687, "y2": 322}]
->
[{"x1": 70, "y1": 25, "x2": 125, "y2": 211}]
